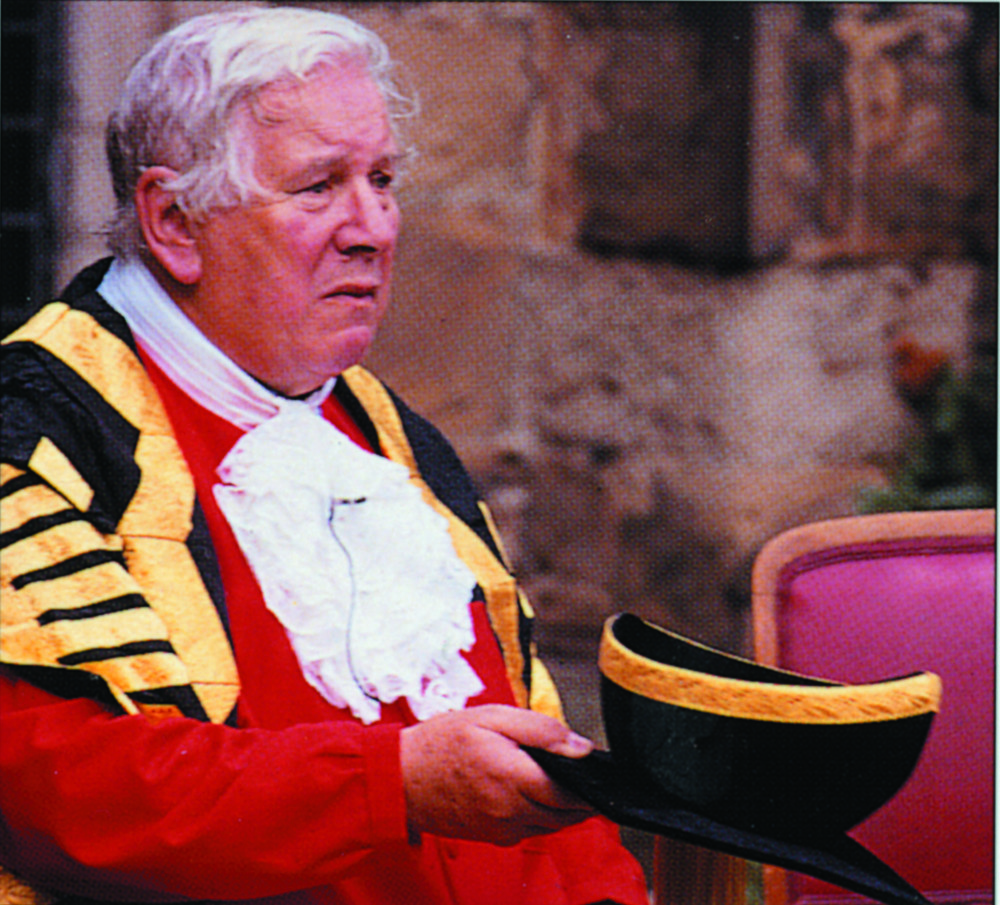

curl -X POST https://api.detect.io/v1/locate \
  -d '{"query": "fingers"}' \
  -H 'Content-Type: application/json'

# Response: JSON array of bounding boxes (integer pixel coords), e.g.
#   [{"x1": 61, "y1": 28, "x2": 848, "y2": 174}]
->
[
  {"x1": 458, "y1": 705, "x2": 596, "y2": 812},
  {"x1": 399, "y1": 705, "x2": 597, "y2": 845},
  {"x1": 466, "y1": 704, "x2": 594, "y2": 758}
]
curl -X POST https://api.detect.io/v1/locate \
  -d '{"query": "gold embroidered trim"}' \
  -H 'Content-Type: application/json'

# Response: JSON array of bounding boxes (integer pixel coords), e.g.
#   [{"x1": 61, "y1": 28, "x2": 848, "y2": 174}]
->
[
  {"x1": 0, "y1": 865, "x2": 56, "y2": 905},
  {"x1": 529, "y1": 650, "x2": 566, "y2": 723},
  {"x1": 27, "y1": 437, "x2": 95, "y2": 512},
  {"x1": 3, "y1": 518, "x2": 108, "y2": 577},
  {"x1": 3, "y1": 560, "x2": 131, "y2": 629},
  {"x1": 117, "y1": 435, "x2": 195, "y2": 541},
  {"x1": 123, "y1": 537, "x2": 241, "y2": 723},
  {"x1": 84, "y1": 651, "x2": 188, "y2": 703},
  {"x1": 2, "y1": 607, "x2": 171, "y2": 669},
  {"x1": 0, "y1": 463, "x2": 27, "y2": 484},
  {"x1": 3, "y1": 301, "x2": 68, "y2": 346},
  {"x1": 1, "y1": 478, "x2": 73, "y2": 535},
  {"x1": 21, "y1": 306, "x2": 173, "y2": 433},
  {"x1": 599, "y1": 617, "x2": 941, "y2": 725},
  {"x1": 3, "y1": 304, "x2": 239, "y2": 721},
  {"x1": 479, "y1": 501, "x2": 514, "y2": 572},
  {"x1": 341, "y1": 367, "x2": 530, "y2": 708},
  {"x1": 0, "y1": 518, "x2": 137, "y2": 647}
]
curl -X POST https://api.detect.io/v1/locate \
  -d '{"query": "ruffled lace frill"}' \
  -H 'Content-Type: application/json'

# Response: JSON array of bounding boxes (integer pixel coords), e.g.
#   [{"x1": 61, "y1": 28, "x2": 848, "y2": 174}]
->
[{"x1": 214, "y1": 404, "x2": 483, "y2": 724}]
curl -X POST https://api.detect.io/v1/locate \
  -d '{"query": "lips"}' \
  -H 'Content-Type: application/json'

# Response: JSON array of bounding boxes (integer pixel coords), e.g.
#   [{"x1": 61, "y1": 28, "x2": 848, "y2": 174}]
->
[
  {"x1": 324, "y1": 282, "x2": 380, "y2": 303},
  {"x1": 328, "y1": 281, "x2": 379, "y2": 294}
]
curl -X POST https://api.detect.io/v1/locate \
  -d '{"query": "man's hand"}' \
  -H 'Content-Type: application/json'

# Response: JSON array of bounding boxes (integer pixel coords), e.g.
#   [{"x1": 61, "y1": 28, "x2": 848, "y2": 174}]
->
[{"x1": 400, "y1": 704, "x2": 596, "y2": 846}]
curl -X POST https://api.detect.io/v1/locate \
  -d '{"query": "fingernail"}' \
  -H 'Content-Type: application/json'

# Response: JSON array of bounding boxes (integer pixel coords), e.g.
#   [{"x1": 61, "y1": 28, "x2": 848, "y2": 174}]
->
[{"x1": 562, "y1": 732, "x2": 594, "y2": 756}]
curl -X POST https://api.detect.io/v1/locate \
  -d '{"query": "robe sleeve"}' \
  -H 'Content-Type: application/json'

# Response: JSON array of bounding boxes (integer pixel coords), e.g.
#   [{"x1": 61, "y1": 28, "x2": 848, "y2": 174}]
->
[{"x1": 0, "y1": 668, "x2": 409, "y2": 901}]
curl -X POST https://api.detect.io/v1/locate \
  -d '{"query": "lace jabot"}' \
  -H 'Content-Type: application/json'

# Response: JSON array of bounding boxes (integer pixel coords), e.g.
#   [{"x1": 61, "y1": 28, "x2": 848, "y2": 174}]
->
[{"x1": 98, "y1": 258, "x2": 483, "y2": 723}]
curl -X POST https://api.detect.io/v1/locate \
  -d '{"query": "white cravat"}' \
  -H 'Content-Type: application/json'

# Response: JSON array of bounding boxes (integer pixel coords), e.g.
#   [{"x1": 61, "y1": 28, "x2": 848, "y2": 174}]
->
[{"x1": 98, "y1": 258, "x2": 483, "y2": 723}]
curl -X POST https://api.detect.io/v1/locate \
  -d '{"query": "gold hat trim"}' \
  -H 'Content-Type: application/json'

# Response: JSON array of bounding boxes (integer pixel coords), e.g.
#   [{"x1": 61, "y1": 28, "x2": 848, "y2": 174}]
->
[{"x1": 599, "y1": 617, "x2": 941, "y2": 725}]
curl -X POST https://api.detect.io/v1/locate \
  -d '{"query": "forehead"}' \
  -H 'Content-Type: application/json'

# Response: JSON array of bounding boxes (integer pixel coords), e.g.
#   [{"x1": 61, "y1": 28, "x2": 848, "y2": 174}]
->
[{"x1": 244, "y1": 60, "x2": 394, "y2": 178}]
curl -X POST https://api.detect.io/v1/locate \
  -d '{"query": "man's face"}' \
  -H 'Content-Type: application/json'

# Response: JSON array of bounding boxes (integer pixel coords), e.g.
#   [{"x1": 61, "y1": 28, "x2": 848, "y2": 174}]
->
[{"x1": 182, "y1": 60, "x2": 401, "y2": 396}]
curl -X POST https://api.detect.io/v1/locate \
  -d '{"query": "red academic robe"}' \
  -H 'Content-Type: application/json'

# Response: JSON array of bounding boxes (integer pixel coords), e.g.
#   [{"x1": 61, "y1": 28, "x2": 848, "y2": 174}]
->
[{"x1": 0, "y1": 351, "x2": 648, "y2": 905}]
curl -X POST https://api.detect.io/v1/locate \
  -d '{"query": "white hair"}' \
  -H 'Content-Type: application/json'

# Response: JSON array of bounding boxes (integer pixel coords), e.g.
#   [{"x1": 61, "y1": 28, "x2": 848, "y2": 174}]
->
[{"x1": 105, "y1": 5, "x2": 415, "y2": 259}]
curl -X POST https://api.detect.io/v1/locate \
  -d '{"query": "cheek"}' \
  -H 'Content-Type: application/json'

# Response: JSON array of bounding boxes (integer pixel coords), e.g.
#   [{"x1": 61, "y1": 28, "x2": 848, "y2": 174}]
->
[
  {"x1": 268, "y1": 225, "x2": 324, "y2": 276},
  {"x1": 238, "y1": 212, "x2": 324, "y2": 277}
]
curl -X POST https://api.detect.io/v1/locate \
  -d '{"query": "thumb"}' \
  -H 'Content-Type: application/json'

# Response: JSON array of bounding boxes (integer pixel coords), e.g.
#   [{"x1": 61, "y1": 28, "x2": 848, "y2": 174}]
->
[
  {"x1": 538, "y1": 717, "x2": 594, "y2": 758},
  {"x1": 545, "y1": 730, "x2": 594, "y2": 759}
]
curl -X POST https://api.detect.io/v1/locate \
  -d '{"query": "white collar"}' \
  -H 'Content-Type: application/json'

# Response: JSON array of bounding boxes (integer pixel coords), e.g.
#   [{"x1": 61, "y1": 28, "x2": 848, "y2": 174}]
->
[{"x1": 97, "y1": 257, "x2": 334, "y2": 430}]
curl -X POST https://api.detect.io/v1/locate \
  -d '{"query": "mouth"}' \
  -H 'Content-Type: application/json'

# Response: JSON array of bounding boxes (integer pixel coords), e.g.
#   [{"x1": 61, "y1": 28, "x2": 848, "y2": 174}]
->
[{"x1": 324, "y1": 283, "x2": 380, "y2": 303}]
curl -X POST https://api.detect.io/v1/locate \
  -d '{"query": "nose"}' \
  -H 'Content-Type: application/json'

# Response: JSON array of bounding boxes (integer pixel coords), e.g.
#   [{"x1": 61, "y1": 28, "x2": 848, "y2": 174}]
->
[{"x1": 333, "y1": 178, "x2": 398, "y2": 256}]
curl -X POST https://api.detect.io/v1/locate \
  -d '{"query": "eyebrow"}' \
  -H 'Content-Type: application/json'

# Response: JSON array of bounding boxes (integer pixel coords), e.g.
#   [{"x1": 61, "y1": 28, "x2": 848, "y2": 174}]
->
[{"x1": 293, "y1": 148, "x2": 408, "y2": 183}]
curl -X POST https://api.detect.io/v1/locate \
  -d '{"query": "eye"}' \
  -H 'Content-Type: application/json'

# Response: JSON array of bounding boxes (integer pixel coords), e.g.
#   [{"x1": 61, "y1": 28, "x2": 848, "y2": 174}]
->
[
  {"x1": 300, "y1": 178, "x2": 331, "y2": 195},
  {"x1": 370, "y1": 169, "x2": 394, "y2": 191}
]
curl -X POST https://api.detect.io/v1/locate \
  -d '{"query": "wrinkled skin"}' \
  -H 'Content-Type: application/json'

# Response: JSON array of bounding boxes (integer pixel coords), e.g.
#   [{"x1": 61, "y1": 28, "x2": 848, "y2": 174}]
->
[{"x1": 400, "y1": 704, "x2": 596, "y2": 845}]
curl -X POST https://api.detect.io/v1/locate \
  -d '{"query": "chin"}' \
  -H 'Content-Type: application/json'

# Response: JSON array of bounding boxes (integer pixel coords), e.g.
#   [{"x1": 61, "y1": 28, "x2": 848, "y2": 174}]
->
[{"x1": 326, "y1": 329, "x2": 376, "y2": 374}]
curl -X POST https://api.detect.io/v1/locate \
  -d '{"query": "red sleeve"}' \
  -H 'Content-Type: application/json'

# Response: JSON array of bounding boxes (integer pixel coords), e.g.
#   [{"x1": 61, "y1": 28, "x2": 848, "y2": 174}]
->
[
  {"x1": 543, "y1": 818, "x2": 650, "y2": 905},
  {"x1": 0, "y1": 669, "x2": 409, "y2": 901}
]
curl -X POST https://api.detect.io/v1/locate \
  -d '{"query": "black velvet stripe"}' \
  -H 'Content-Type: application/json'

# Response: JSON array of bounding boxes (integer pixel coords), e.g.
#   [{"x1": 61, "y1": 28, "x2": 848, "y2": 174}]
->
[
  {"x1": 0, "y1": 508, "x2": 84, "y2": 549},
  {"x1": 1, "y1": 662, "x2": 126, "y2": 713},
  {"x1": 336, "y1": 374, "x2": 502, "y2": 560},
  {"x1": 57, "y1": 639, "x2": 175, "y2": 666},
  {"x1": 61, "y1": 260, "x2": 121, "y2": 327},
  {"x1": 334, "y1": 377, "x2": 383, "y2": 453},
  {"x1": 0, "y1": 470, "x2": 40, "y2": 497},
  {"x1": 518, "y1": 601, "x2": 534, "y2": 696},
  {"x1": 3, "y1": 341, "x2": 143, "y2": 533},
  {"x1": 385, "y1": 385, "x2": 503, "y2": 560},
  {"x1": 10, "y1": 548, "x2": 127, "y2": 589},
  {"x1": 128, "y1": 684, "x2": 210, "y2": 721},
  {"x1": 38, "y1": 593, "x2": 149, "y2": 626},
  {"x1": 187, "y1": 497, "x2": 232, "y2": 640}
]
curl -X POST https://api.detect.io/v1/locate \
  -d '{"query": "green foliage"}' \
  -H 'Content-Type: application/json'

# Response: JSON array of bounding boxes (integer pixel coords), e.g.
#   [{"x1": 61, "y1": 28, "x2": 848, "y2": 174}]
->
[{"x1": 860, "y1": 355, "x2": 997, "y2": 513}]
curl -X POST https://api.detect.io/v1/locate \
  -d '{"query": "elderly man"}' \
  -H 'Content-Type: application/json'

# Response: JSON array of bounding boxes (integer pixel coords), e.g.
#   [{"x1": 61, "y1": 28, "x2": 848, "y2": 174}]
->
[{"x1": 0, "y1": 7, "x2": 648, "y2": 905}]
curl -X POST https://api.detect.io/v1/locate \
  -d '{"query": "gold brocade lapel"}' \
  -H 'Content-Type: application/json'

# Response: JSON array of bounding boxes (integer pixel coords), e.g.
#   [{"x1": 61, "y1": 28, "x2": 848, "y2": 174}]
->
[{"x1": 2, "y1": 303, "x2": 240, "y2": 724}]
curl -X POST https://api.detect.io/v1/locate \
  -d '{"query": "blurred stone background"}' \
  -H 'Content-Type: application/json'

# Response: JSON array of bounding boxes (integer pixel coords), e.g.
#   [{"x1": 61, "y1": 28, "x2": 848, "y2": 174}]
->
[{"x1": 3, "y1": 0, "x2": 996, "y2": 887}]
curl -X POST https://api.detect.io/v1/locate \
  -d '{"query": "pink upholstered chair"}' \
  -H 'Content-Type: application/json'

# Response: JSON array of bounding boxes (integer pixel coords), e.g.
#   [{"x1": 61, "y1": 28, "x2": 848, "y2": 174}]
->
[{"x1": 752, "y1": 509, "x2": 995, "y2": 905}]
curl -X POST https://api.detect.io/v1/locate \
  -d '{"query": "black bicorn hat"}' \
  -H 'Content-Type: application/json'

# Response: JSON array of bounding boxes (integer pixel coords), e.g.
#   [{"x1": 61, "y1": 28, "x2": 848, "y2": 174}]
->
[{"x1": 528, "y1": 613, "x2": 941, "y2": 905}]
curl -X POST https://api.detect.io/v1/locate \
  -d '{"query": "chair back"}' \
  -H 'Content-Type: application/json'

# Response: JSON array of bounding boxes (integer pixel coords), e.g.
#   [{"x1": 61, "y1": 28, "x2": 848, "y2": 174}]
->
[{"x1": 752, "y1": 509, "x2": 995, "y2": 905}]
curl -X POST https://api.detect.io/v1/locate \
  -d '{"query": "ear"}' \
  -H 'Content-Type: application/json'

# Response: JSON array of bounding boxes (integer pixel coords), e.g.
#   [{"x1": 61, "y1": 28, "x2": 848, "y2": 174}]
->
[{"x1": 134, "y1": 167, "x2": 202, "y2": 285}]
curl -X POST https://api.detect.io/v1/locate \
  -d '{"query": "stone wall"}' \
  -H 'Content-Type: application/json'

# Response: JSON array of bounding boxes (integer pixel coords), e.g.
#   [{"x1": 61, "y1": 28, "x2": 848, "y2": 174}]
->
[
  {"x1": 58, "y1": 0, "x2": 993, "y2": 688},
  {"x1": 345, "y1": 2, "x2": 993, "y2": 664}
]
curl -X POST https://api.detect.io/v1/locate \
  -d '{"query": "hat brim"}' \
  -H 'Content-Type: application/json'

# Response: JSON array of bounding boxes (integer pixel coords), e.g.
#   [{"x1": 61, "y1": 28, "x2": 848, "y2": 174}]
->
[{"x1": 525, "y1": 746, "x2": 930, "y2": 905}]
